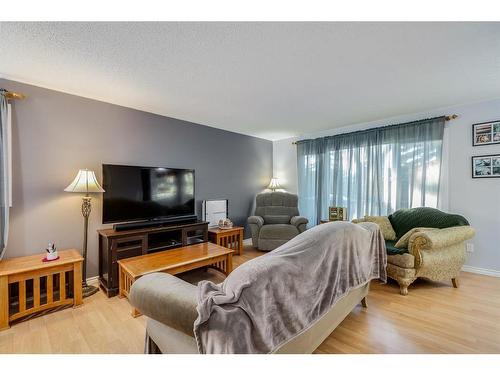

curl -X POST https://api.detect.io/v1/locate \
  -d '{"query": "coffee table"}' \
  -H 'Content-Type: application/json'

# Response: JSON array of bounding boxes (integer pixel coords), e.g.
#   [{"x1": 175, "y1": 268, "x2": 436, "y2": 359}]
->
[{"x1": 118, "y1": 242, "x2": 234, "y2": 317}]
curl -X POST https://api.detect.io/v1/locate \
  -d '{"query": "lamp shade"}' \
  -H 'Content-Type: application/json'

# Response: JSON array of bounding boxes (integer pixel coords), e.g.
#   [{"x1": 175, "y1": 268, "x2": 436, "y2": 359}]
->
[
  {"x1": 64, "y1": 169, "x2": 105, "y2": 193},
  {"x1": 267, "y1": 177, "x2": 282, "y2": 191}
]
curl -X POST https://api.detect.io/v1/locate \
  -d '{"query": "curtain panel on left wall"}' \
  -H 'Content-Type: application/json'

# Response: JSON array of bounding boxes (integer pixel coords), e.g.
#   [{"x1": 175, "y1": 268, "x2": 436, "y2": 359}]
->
[
  {"x1": 297, "y1": 117, "x2": 446, "y2": 226},
  {"x1": 0, "y1": 90, "x2": 11, "y2": 260}
]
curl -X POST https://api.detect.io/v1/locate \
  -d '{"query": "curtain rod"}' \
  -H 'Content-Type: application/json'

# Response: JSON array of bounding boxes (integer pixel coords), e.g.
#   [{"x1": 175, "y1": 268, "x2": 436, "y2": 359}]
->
[
  {"x1": 1, "y1": 90, "x2": 26, "y2": 100},
  {"x1": 291, "y1": 114, "x2": 458, "y2": 145}
]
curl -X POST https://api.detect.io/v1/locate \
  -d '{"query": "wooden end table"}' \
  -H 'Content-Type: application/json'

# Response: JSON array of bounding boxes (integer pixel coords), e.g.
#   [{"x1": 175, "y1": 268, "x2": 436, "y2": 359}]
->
[
  {"x1": 208, "y1": 226, "x2": 244, "y2": 255},
  {"x1": 0, "y1": 249, "x2": 83, "y2": 330},
  {"x1": 118, "y1": 242, "x2": 234, "y2": 317}
]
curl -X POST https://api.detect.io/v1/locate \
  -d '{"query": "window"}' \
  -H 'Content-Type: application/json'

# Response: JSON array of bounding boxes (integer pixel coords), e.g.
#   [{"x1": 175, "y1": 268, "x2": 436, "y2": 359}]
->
[{"x1": 297, "y1": 117, "x2": 445, "y2": 225}]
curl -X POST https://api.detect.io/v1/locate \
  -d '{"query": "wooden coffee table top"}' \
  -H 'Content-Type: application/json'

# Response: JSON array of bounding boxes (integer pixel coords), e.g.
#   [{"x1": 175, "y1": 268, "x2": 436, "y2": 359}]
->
[
  {"x1": 117, "y1": 242, "x2": 233, "y2": 278},
  {"x1": 0, "y1": 249, "x2": 83, "y2": 277},
  {"x1": 208, "y1": 226, "x2": 244, "y2": 234}
]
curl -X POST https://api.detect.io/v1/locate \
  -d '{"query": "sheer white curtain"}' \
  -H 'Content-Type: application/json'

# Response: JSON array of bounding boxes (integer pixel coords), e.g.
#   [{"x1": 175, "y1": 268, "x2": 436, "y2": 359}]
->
[
  {"x1": 297, "y1": 117, "x2": 445, "y2": 226},
  {"x1": 0, "y1": 90, "x2": 11, "y2": 260}
]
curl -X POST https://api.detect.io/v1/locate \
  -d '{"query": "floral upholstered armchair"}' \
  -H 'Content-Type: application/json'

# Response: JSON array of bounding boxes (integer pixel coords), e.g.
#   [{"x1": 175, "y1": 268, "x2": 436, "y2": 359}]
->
[{"x1": 353, "y1": 207, "x2": 475, "y2": 295}]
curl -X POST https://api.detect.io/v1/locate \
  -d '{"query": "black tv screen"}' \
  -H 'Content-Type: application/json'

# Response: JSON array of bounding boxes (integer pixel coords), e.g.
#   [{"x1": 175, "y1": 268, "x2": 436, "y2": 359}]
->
[{"x1": 102, "y1": 164, "x2": 195, "y2": 224}]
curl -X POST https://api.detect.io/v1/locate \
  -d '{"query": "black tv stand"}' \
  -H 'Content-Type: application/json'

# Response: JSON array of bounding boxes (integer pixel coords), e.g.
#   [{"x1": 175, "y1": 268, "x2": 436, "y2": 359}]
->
[
  {"x1": 98, "y1": 219, "x2": 208, "y2": 297},
  {"x1": 113, "y1": 215, "x2": 198, "y2": 231}
]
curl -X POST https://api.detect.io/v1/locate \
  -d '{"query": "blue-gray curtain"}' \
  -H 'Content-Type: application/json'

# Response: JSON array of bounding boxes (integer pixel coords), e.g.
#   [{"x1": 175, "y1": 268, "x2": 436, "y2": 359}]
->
[
  {"x1": 0, "y1": 90, "x2": 9, "y2": 260},
  {"x1": 297, "y1": 117, "x2": 445, "y2": 226}
]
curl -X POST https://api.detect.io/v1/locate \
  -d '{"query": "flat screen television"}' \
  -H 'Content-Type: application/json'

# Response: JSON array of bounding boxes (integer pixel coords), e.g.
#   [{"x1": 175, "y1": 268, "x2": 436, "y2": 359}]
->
[{"x1": 102, "y1": 164, "x2": 195, "y2": 224}]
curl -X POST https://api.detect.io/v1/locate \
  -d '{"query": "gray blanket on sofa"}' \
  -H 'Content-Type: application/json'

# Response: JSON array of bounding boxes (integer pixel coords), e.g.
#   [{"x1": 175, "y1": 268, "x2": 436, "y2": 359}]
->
[{"x1": 193, "y1": 221, "x2": 387, "y2": 354}]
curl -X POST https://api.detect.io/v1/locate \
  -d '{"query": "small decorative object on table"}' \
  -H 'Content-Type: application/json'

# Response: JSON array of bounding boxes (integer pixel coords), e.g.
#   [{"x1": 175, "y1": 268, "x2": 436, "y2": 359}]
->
[
  {"x1": 218, "y1": 218, "x2": 233, "y2": 230},
  {"x1": 44, "y1": 242, "x2": 59, "y2": 262},
  {"x1": 329, "y1": 206, "x2": 347, "y2": 221}
]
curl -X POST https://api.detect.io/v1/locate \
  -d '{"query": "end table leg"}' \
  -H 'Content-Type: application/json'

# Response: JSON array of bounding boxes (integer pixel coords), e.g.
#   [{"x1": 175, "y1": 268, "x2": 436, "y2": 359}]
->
[
  {"x1": 226, "y1": 254, "x2": 233, "y2": 275},
  {"x1": 118, "y1": 267, "x2": 124, "y2": 299},
  {"x1": 238, "y1": 230, "x2": 243, "y2": 255},
  {"x1": 73, "y1": 262, "x2": 83, "y2": 307},
  {"x1": 0, "y1": 276, "x2": 9, "y2": 330}
]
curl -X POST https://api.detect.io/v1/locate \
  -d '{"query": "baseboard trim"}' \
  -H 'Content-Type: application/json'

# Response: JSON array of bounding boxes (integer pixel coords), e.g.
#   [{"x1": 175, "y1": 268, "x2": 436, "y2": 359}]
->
[
  {"x1": 462, "y1": 265, "x2": 500, "y2": 278},
  {"x1": 243, "y1": 238, "x2": 252, "y2": 245},
  {"x1": 86, "y1": 276, "x2": 99, "y2": 285}
]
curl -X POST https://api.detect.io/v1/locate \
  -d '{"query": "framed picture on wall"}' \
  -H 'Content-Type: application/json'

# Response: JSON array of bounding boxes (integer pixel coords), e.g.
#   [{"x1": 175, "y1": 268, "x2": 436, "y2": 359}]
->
[
  {"x1": 472, "y1": 154, "x2": 500, "y2": 178},
  {"x1": 472, "y1": 120, "x2": 500, "y2": 146}
]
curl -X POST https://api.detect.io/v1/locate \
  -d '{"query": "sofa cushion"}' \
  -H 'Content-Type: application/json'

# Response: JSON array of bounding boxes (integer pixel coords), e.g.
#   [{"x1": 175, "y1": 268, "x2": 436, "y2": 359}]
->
[
  {"x1": 387, "y1": 253, "x2": 415, "y2": 269},
  {"x1": 259, "y1": 224, "x2": 299, "y2": 240},
  {"x1": 263, "y1": 215, "x2": 291, "y2": 224},
  {"x1": 385, "y1": 240, "x2": 407, "y2": 255},
  {"x1": 394, "y1": 227, "x2": 438, "y2": 248},
  {"x1": 388, "y1": 207, "x2": 469, "y2": 239}
]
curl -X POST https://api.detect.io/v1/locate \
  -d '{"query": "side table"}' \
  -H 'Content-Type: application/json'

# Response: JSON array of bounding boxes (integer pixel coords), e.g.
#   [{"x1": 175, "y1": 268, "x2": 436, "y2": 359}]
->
[
  {"x1": 0, "y1": 249, "x2": 83, "y2": 330},
  {"x1": 208, "y1": 226, "x2": 244, "y2": 255}
]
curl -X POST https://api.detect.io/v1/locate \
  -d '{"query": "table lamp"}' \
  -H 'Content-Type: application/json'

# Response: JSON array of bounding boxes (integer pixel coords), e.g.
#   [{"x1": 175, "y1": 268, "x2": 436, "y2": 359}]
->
[
  {"x1": 267, "y1": 177, "x2": 282, "y2": 192},
  {"x1": 64, "y1": 169, "x2": 105, "y2": 297}
]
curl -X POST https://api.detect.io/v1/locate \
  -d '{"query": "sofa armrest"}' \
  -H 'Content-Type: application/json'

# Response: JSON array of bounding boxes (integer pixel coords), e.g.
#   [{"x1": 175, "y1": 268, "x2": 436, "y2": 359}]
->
[{"x1": 129, "y1": 273, "x2": 198, "y2": 337}]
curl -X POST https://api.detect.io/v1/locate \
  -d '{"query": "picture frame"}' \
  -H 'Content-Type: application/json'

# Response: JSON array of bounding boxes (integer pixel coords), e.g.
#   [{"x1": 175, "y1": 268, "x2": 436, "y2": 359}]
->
[
  {"x1": 329, "y1": 206, "x2": 347, "y2": 221},
  {"x1": 472, "y1": 120, "x2": 500, "y2": 146},
  {"x1": 471, "y1": 154, "x2": 500, "y2": 178}
]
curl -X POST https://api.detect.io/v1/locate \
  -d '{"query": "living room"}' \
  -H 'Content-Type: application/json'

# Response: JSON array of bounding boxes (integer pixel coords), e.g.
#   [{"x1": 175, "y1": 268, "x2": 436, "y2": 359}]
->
[{"x1": 1, "y1": 1, "x2": 500, "y2": 373}]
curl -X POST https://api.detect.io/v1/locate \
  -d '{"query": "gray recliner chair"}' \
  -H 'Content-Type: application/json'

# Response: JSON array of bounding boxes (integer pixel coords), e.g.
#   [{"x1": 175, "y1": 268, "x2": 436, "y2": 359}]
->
[{"x1": 248, "y1": 192, "x2": 308, "y2": 251}]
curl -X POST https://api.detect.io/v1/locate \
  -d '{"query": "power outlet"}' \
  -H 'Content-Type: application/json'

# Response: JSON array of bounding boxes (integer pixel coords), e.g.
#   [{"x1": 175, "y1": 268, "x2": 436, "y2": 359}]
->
[{"x1": 466, "y1": 243, "x2": 474, "y2": 254}]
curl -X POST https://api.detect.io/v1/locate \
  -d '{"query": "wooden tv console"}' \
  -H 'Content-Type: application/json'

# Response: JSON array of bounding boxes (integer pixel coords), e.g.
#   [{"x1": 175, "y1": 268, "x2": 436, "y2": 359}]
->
[{"x1": 97, "y1": 220, "x2": 208, "y2": 297}]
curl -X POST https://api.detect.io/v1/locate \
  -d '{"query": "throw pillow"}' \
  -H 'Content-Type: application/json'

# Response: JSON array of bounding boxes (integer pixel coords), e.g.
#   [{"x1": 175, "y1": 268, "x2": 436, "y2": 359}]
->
[
  {"x1": 361, "y1": 216, "x2": 397, "y2": 241},
  {"x1": 394, "y1": 227, "x2": 437, "y2": 248}
]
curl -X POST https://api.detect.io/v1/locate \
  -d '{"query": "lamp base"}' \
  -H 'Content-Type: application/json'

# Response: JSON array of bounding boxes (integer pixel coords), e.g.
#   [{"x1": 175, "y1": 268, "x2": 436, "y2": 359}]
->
[{"x1": 82, "y1": 284, "x2": 99, "y2": 298}]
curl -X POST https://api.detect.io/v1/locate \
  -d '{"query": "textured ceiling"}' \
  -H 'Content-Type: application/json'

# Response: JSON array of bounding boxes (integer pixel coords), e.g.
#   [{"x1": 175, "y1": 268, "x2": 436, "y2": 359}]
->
[{"x1": 1, "y1": 22, "x2": 500, "y2": 140}]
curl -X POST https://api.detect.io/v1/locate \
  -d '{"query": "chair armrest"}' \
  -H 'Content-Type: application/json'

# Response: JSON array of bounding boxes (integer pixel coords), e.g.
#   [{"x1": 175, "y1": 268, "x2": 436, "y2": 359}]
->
[
  {"x1": 408, "y1": 226, "x2": 475, "y2": 267},
  {"x1": 291, "y1": 216, "x2": 308, "y2": 233},
  {"x1": 290, "y1": 216, "x2": 308, "y2": 226},
  {"x1": 129, "y1": 273, "x2": 198, "y2": 337},
  {"x1": 409, "y1": 226, "x2": 475, "y2": 251},
  {"x1": 248, "y1": 216, "x2": 264, "y2": 247},
  {"x1": 248, "y1": 215, "x2": 264, "y2": 227}
]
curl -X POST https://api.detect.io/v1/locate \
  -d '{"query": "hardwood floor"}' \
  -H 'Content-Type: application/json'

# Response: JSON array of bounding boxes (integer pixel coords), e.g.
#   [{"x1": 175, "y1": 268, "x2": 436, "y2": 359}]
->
[{"x1": 1, "y1": 245, "x2": 499, "y2": 354}]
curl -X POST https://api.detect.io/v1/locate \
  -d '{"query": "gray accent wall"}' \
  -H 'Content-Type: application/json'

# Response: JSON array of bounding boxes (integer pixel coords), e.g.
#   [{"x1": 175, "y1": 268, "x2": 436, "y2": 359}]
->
[{"x1": 1, "y1": 79, "x2": 272, "y2": 278}]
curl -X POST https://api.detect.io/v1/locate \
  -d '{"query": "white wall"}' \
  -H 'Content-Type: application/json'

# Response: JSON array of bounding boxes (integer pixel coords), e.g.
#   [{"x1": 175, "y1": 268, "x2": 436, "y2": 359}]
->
[{"x1": 273, "y1": 98, "x2": 500, "y2": 273}]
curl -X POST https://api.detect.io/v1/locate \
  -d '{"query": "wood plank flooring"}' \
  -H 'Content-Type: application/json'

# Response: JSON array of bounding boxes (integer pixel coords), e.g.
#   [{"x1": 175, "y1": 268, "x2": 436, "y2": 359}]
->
[{"x1": 1, "y1": 245, "x2": 499, "y2": 354}]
